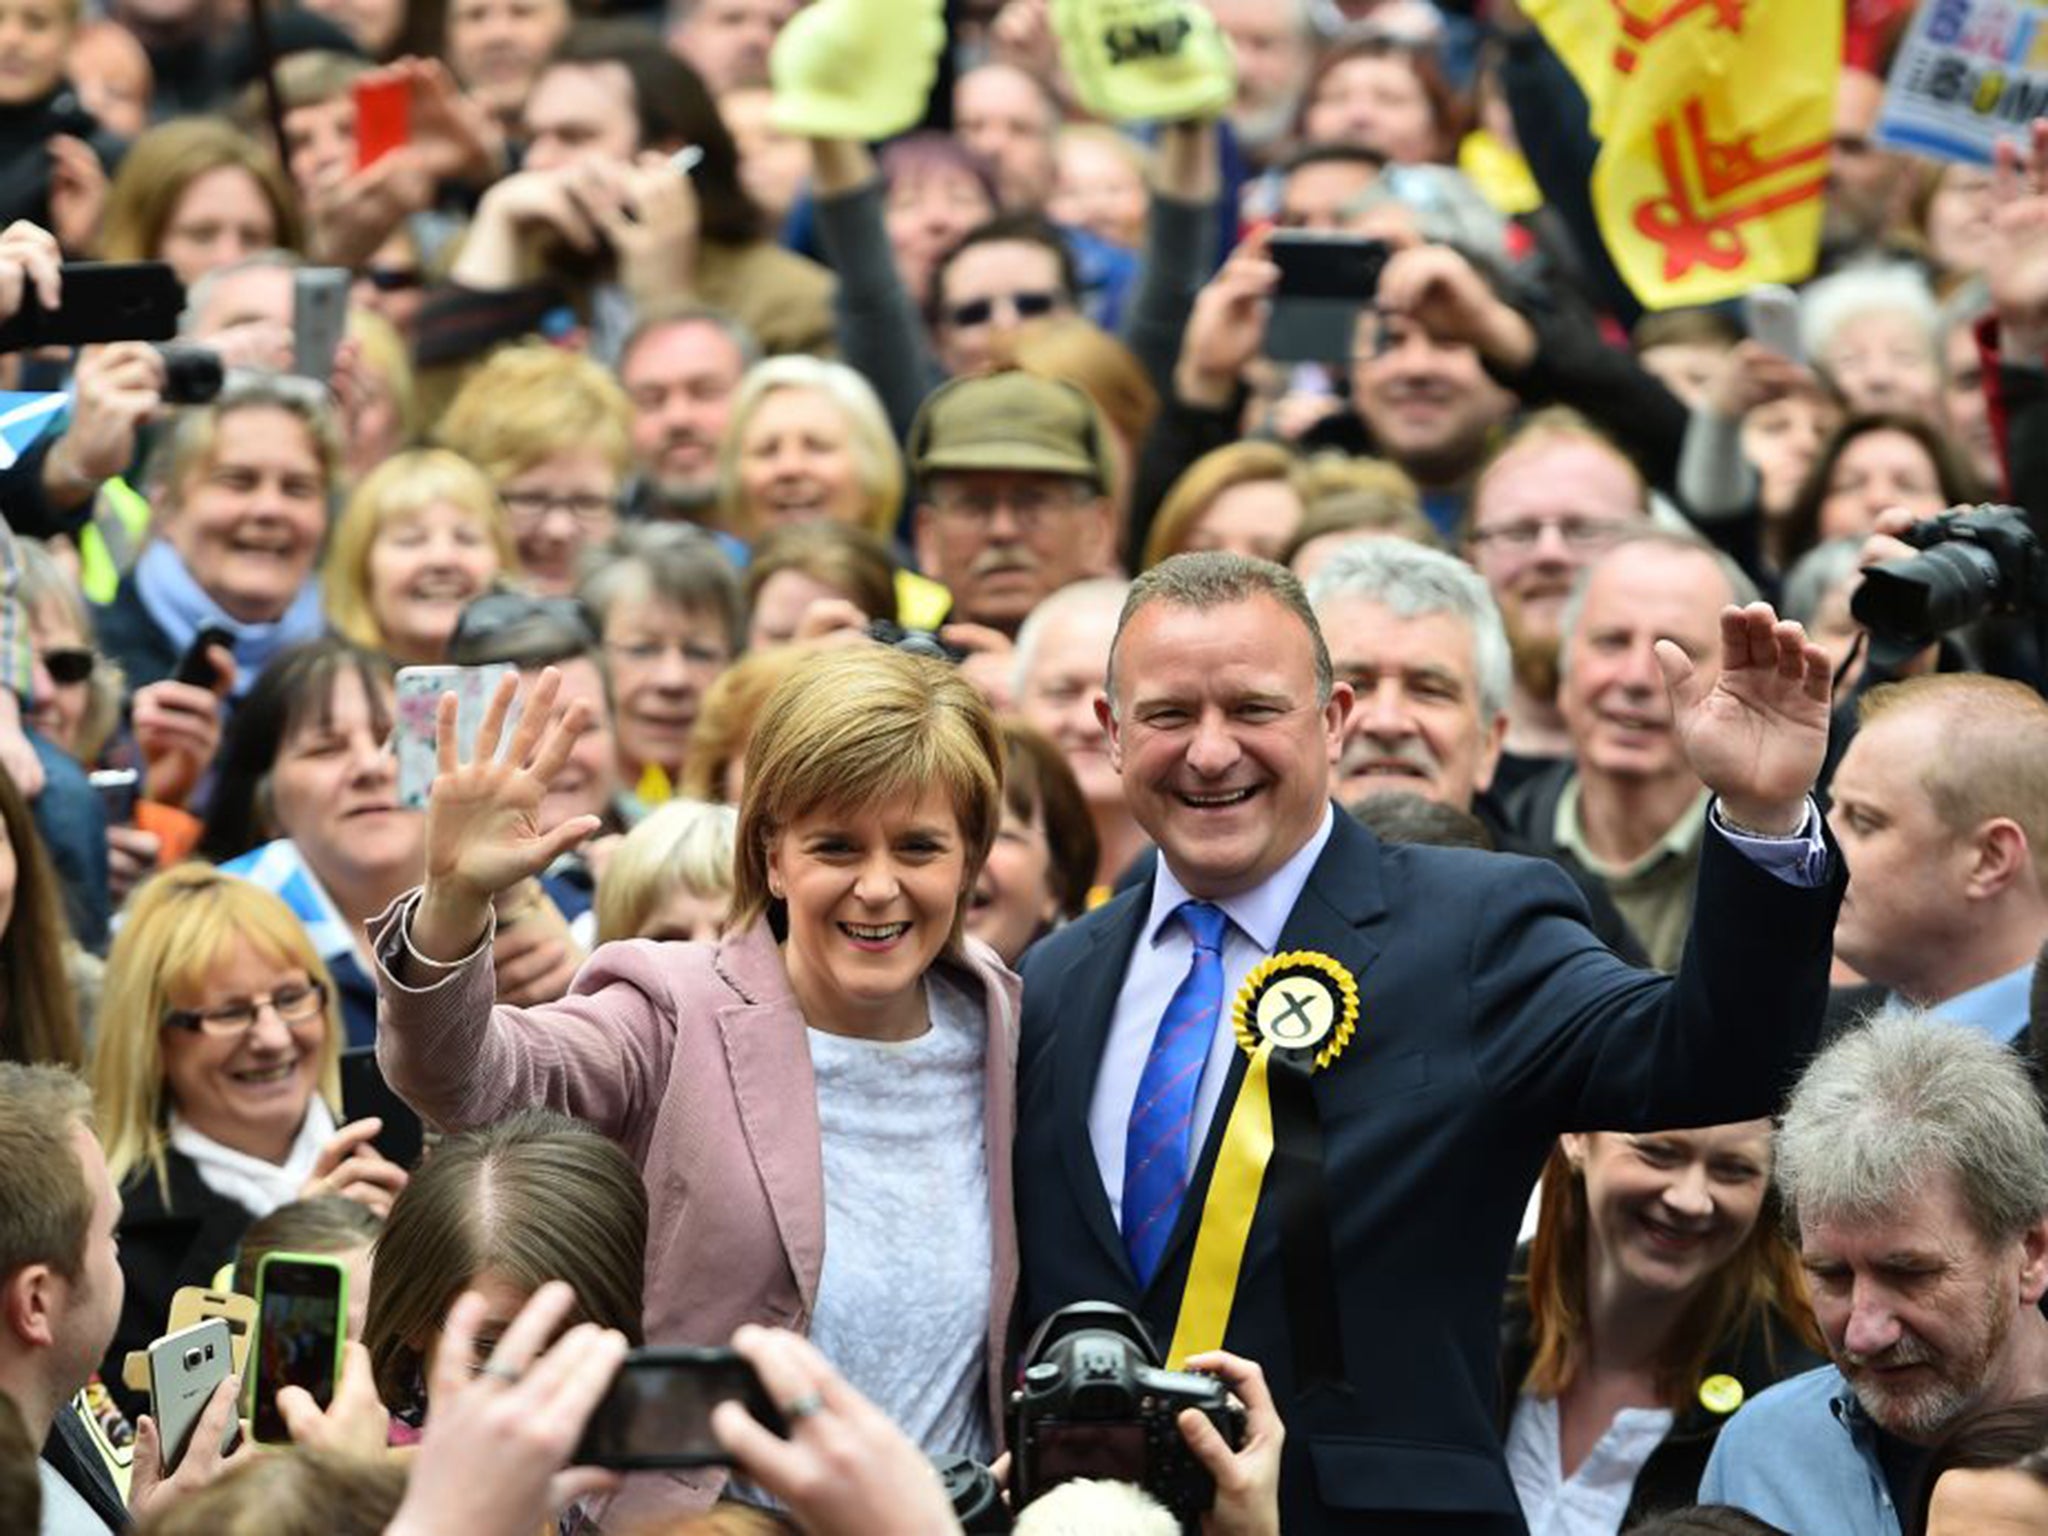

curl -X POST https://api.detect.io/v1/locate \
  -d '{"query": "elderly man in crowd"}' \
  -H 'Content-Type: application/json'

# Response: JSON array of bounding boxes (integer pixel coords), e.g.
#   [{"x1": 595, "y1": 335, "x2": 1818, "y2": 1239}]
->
[{"x1": 1701, "y1": 1009, "x2": 2048, "y2": 1532}]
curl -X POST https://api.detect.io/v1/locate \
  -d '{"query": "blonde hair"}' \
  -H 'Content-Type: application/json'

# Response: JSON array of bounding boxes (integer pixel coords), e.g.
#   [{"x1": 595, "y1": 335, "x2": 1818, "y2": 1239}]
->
[
  {"x1": 323, "y1": 449, "x2": 518, "y2": 653},
  {"x1": 145, "y1": 373, "x2": 342, "y2": 514},
  {"x1": 730, "y1": 647, "x2": 1002, "y2": 946},
  {"x1": 996, "y1": 313, "x2": 1160, "y2": 455},
  {"x1": 1859, "y1": 674, "x2": 2048, "y2": 882},
  {"x1": 91, "y1": 866, "x2": 343, "y2": 1194},
  {"x1": 345, "y1": 306, "x2": 422, "y2": 449},
  {"x1": 1144, "y1": 440, "x2": 1308, "y2": 570},
  {"x1": 715, "y1": 359, "x2": 904, "y2": 540},
  {"x1": 594, "y1": 799, "x2": 739, "y2": 943},
  {"x1": 678, "y1": 644, "x2": 823, "y2": 804},
  {"x1": 435, "y1": 342, "x2": 632, "y2": 484},
  {"x1": 103, "y1": 117, "x2": 303, "y2": 264}
]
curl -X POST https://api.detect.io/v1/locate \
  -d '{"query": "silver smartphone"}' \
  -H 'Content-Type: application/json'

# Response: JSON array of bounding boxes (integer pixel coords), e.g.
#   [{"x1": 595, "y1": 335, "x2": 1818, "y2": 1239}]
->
[
  {"x1": 292, "y1": 267, "x2": 350, "y2": 381},
  {"x1": 147, "y1": 1317, "x2": 236, "y2": 1473},
  {"x1": 1743, "y1": 282, "x2": 1802, "y2": 362}
]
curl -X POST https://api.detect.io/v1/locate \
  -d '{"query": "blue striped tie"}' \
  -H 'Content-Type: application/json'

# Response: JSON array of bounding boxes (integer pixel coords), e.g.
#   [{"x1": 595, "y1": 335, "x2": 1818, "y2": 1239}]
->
[{"x1": 1122, "y1": 900, "x2": 1229, "y2": 1286}]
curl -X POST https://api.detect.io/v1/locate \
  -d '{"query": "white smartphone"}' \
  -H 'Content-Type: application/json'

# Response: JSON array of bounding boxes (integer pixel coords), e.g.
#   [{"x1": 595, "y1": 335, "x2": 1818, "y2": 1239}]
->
[
  {"x1": 147, "y1": 1318, "x2": 236, "y2": 1474},
  {"x1": 1743, "y1": 282, "x2": 1802, "y2": 361},
  {"x1": 394, "y1": 663, "x2": 518, "y2": 809},
  {"x1": 292, "y1": 267, "x2": 350, "y2": 382}
]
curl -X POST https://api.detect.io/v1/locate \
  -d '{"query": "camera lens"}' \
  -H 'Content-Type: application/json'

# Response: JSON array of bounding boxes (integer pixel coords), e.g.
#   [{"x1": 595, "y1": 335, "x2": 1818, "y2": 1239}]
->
[
  {"x1": 1852, "y1": 543, "x2": 2002, "y2": 647},
  {"x1": 183, "y1": 1347, "x2": 202, "y2": 1368}
]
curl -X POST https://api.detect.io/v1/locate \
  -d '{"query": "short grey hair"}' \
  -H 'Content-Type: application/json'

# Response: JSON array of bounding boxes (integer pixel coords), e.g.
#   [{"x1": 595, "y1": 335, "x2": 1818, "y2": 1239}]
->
[
  {"x1": 1556, "y1": 528, "x2": 1759, "y2": 679},
  {"x1": 1305, "y1": 539, "x2": 1510, "y2": 722},
  {"x1": 1776, "y1": 1005, "x2": 2048, "y2": 1247},
  {"x1": 180, "y1": 247, "x2": 302, "y2": 336},
  {"x1": 1106, "y1": 552, "x2": 1332, "y2": 713},
  {"x1": 1012, "y1": 576, "x2": 1129, "y2": 704},
  {"x1": 1799, "y1": 261, "x2": 1938, "y2": 366},
  {"x1": 618, "y1": 303, "x2": 762, "y2": 378},
  {"x1": 1780, "y1": 536, "x2": 1864, "y2": 629},
  {"x1": 577, "y1": 522, "x2": 744, "y2": 653}
]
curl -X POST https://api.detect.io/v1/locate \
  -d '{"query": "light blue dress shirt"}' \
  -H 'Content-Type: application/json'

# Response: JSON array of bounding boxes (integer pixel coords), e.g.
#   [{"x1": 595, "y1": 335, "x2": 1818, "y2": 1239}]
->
[{"x1": 1924, "y1": 963, "x2": 2034, "y2": 1045}]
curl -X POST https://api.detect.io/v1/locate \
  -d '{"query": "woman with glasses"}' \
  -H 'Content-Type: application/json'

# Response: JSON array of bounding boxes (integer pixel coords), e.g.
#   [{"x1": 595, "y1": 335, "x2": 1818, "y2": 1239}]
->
[
  {"x1": 576, "y1": 525, "x2": 742, "y2": 808},
  {"x1": 92, "y1": 374, "x2": 338, "y2": 697},
  {"x1": 435, "y1": 342, "x2": 633, "y2": 596},
  {"x1": 91, "y1": 863, "x2": 408, "y2": 1415}
]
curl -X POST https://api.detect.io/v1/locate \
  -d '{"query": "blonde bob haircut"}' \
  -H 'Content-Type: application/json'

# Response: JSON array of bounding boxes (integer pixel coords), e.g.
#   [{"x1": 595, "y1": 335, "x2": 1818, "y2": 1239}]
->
[
  {"x1": 103, "y1": 118, "x2": 304, "y2": 265},
  {"x1": 594, "y1": 798, "x2": 740, "y2": 944},
  {"x1": 730, "y1": 647, "x2": 1003, "y2": 948},
  {"x1": 91, "y1": 865, "x2": 343, "y2": 1195},
  {"x1": 435, "y1": 341, "x2": 633, "y2": 484},
  {"x1": 323, "y1": 449, "x2": 519, "y2": 654},
  {"x1": 715, "y1": 358, "x2": 904, "y2": 540},
  {"x1": 1144, "y1": 440, "x2": 1309, "y2": 571}
]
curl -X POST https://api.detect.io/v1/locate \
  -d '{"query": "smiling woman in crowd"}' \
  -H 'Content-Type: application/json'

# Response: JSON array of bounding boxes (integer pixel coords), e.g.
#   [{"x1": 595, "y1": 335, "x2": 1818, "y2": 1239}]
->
[
  {"x1": 714, "y1": 356, "x2": 905, "y2": 546},
  {"x1": 965, "y1": 720, "x2": 1096, "y2": 965},
  {"x1": 323, "y1": 449, "x2": 520, "y2": 667},
  {"x1": 94, "y1": 375, "x2": 337, "y2": 696},
  {"x1": 1501, "y1": 1124, "x2": 1824, "y2": 1531},
  {"x1": 370, "y1": 644, "x2": 1017, "y2": 1525},
  {"x1": 92, "y1": 865, "x2": 407, "y2": 1415}
]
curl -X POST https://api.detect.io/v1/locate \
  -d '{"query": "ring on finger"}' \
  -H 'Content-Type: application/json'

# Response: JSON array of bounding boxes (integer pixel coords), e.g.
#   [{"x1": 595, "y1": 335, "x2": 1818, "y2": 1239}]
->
[{"x1": 780, "y1": 1391, "x2": 825, "y2": 1422}]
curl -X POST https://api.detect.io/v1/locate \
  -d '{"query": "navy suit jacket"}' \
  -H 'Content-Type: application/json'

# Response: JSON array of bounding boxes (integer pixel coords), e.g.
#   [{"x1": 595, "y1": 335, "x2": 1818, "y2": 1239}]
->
[{"x1": 1016, "y1": 808, "x2": 1844, "y2": 1534}]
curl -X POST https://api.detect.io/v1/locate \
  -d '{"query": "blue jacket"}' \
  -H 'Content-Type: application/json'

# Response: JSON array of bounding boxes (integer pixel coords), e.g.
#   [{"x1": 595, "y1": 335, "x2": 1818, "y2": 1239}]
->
[{"x1": 1697, "y1": 1366, "x2": 1901, "y2": 1536}]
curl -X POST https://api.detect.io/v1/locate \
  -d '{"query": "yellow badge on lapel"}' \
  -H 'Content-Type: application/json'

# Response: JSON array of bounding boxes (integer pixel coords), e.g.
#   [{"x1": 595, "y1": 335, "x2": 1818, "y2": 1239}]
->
[
  {"x1": 1698, "y1": 1374, "x2": 1745, "y2": 1416},
  {"x1": 1231, "y1": 951, "x2": 1359, "y2": 1070}
]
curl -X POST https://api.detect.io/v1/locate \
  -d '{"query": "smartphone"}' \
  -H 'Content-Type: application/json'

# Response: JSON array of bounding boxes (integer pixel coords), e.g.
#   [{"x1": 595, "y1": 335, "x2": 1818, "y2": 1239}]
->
[
  {"x1": 0, "y1": 261, "x2": 183, "y2": 352},
  {"x1": 291, "y1": 267, "x2": 350, "y2": 382},
  {"x1": 574, "y1": 1348, "x2": 787, "y2": 1469},
  {"x1": 354, "y1": 76, "x2": 410, "y2": 170},
  {"x1": 88, "y1": 768, "x2": 139, "y2": 825},
  {"x1": 172, "y1": 624, "x2": 235, "y2": 690},
  {"x1": 1266, "y1": 232, "x2": 1394, "y2": 364},
  {"x1": 166, "y1": 1286, "x2": 257, "y2": 1378},
  {"x1": 339, "y1": 1046, "x2": 425, "y2": 1171},
  {"x1": 1743, "y1": 282, "x2": 1802, "y2": 361},
  {"x1": 147, "y1": 1318, "x2": 236, "y2": 1474},
  {"x1": 393, "y1": 663, "x2": 517, "y2": 809},
  {"x1": 248, "y1": 1253, "x2": 348, "y2": 1445}
]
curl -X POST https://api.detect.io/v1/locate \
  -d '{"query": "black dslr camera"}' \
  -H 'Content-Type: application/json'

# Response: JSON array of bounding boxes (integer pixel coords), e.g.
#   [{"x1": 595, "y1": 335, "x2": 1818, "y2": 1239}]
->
[
  {"x1": 1851, "y1": 504, "x2": 2047, "y2": 648},
  {"x1": 1008, "y1": 1302, "x2": 1245, "y2": 1527}
]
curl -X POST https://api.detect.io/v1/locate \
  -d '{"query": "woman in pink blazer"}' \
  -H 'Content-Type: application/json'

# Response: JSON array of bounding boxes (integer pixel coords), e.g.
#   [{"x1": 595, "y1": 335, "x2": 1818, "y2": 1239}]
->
[{"x1": 369, "y1": 646, "x2": 1020, "y2": 1525}]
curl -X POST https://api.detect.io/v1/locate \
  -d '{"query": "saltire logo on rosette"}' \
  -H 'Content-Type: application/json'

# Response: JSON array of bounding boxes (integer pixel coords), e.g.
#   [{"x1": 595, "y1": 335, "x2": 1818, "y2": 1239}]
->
[{"x1": 1167, "y1": 951, "x2": 1357, "y2": 1392}]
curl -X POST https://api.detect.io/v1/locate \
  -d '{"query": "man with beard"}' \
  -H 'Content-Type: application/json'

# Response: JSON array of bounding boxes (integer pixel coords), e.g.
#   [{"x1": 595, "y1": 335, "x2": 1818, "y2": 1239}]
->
[
  {"x1": 1205, "y1": 0, "x2": 1318, "y2": 165},
  {"x1": 1463, "y1": 412, "x2": 1649, "y2": 792},
  {"x1": 618, "y1": 309, "x2": 758, "y2": 537},
  {"x1": 1506, "y1": 532, "x2": 1752, "y2": 970},
  {"x1": 1700, "y1": 1009, "x2": 2048, "y2": 1534}
]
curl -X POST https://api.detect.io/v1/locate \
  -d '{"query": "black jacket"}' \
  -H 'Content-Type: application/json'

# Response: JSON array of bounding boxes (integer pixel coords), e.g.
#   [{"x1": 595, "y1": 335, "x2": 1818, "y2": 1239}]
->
[
  {"x1": 1498, "y1": 1265, "x2": 1826, "y2": 1527},
  {"x1": 104, "y1": 1146, "x2": 258, "y2": 1420}
]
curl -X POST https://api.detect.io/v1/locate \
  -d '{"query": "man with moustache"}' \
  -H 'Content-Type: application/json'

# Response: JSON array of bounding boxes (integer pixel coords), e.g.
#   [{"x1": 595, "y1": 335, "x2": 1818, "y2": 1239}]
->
[
  {"x1": 1506, "y1": 531, "x2": 1753, "y2": 970},
  {"x1": 618, "y1": 310, "x2": 758, "y2": 543},
  {"x1": 910, "y1": 371, "x2": 1118, "y2": 638},
  {"x1": 1306, "y1": 539, "x2": 1646, "y2": 961},
  {"x1": 1463, "y1": 414, "x2": 1650, "y2": 792},
  {"x1": 1701, "y1": 1010, "x2": 2048, "y2": 1534}
]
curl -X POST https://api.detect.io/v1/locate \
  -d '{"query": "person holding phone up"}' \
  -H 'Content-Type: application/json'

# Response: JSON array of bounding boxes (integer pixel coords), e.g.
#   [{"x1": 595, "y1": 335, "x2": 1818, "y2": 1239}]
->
[{"x1": 370, "y1": 645, "x2": 1020, "y2": 1529}]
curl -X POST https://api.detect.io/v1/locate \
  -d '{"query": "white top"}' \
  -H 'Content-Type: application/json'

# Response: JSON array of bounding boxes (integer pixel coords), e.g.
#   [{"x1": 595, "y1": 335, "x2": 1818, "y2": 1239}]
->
[
  {"x1": 166, "y1": 1096, "x2": 337, "y2": 1219},
  {"x1": 806, "y1": 970, "x2": 994, "y2": 1461},
  {"x1": 1505, "y1": 1391, "x2": 1675, "y2": 1536},
  {"x1": 38, "y1": 1459, "x2": 116, "y2": 1536},
  {"x1": 1088, "y1": 807, "x2": 1337, "y2": 1224}
]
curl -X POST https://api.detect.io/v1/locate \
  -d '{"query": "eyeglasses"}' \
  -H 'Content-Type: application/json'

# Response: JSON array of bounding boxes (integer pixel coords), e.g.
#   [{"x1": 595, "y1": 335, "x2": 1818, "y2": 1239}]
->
[
  {"x1": 1466, "y1": 516, "x2": 1633, "y2": 553},
  {"x1": 163, "y1": 979, "x2": 328, "y2": 1037},
  {"x1": 943, "y1": 290, "x2": 1062, "y2": 330},
  {"x1": 927, "y1": 482, "x2": 1091, "y2": 531},
  {"x1": 500, "y1": 490, "x2": 621, "y2": 527},
  {"x1": 603, "y1": 638, "x2": 730, "y2": 670},
  {"x1": 40, "y1": 648, "x2": 95, "y2": 685}
]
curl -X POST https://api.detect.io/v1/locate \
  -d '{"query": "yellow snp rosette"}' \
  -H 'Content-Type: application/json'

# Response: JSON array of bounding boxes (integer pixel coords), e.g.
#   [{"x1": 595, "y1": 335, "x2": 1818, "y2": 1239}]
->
[{"x1": 1167, "y1": 950, "x2": 1358, "y2": 1370}]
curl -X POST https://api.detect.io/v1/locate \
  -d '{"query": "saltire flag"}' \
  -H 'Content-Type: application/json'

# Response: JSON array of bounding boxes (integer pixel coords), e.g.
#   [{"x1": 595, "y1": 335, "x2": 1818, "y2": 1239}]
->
[
  {"x1": 1523, "y1": 0, "x2": 1842, "y2": 308},
  {"x1": 0, "y1": 391, "x2": 70, "y2": 472}
]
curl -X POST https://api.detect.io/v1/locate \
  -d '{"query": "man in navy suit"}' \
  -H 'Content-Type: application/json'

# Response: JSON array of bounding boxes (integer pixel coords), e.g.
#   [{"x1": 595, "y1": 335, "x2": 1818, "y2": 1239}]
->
[{"x1": 1015, "y1": 552, "x2": 1844, "y2": 1534}]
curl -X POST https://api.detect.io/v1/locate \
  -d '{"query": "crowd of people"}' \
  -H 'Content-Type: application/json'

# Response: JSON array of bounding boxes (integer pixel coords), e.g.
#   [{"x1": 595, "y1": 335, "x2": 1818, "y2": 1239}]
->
[{"x1": 2, "y1": 0, "x2": 2048, "y2": 1531}]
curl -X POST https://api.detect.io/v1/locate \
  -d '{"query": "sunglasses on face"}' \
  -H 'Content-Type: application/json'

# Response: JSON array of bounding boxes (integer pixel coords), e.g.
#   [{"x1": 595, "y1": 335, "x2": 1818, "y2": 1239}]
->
[
  {"x1": 944, "y1": 290, "x2": 1062, "y2": 330},
  {"x1": 361, "y1": 266, "x2": 425, "y2": 292},
  {"x1": 41, "y1": 647, "x2": 94, "y2": 685}
]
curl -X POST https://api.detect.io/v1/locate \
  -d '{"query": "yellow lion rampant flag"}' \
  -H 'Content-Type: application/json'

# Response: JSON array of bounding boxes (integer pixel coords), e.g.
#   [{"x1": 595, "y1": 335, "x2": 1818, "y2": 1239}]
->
[{"x1": 1523, "y1": 0, "x2": 1842, "y2": 308}]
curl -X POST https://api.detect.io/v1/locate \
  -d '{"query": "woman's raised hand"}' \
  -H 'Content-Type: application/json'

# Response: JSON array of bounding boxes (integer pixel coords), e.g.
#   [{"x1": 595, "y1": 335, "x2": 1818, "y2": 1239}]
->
[{"x1": 415, "y1": 669, "x2": 601, "y2": 961}]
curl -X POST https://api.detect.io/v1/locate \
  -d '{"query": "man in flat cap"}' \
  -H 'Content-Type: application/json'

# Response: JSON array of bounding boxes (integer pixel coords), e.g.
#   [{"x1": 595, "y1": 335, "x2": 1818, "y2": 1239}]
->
[{"x1": 909, "y1": 370, "x2": 1119, "y2": 636}]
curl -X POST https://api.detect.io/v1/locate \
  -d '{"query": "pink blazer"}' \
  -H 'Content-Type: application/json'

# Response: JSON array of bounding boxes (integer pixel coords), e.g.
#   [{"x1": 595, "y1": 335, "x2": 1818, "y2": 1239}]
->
[{"x1": 370, "y1": 896, "x2": 1022, "y2": 1520}]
